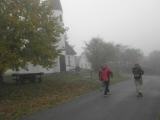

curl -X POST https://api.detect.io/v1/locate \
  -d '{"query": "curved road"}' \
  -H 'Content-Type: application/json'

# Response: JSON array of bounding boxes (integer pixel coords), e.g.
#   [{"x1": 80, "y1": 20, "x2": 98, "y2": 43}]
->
[{"x1": 22, "y1": 75, "x2": 160, "y2": 120}]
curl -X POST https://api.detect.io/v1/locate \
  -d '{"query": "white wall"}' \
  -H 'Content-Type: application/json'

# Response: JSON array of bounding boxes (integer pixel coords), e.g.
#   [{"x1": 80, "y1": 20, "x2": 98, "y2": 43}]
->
[
  {"x1": 5, "y1": 57, "x2": 61, "y2": 74},
  {"x1": 79, "y1": 53, "x2": 91, "y2": 70}
]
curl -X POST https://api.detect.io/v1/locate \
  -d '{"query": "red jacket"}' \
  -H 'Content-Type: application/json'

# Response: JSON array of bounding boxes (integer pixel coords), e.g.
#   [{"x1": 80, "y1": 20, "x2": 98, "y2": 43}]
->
[{"x1": 99, "y1": 66, "x2": 112, "y2": 81}]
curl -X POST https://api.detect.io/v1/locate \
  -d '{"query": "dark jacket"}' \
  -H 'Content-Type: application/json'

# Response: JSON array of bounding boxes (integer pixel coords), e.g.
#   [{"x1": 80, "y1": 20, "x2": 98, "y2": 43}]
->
[{"x1": 132, "y1": 65, "x2": 144, "y2": 80}]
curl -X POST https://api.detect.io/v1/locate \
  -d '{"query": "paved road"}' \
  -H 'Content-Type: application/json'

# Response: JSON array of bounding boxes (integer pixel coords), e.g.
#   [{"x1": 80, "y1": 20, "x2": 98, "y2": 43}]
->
[{"x1": 21, "y1": 75, "x2": 160, "y2": 120}]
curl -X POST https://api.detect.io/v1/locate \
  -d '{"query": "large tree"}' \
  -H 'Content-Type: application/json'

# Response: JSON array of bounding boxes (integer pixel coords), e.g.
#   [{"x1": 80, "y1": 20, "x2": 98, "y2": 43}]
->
[
  {"x1": 85, "y1": 37, "x2": 116, "y2": 71},
  {"x1": 85, "y1": 37, "x2": 144, "y2": 72},
  {"x1": 0, "y1": 0, "x2": 64, "y2": 82},
  {"x1": 118, "y1": 48, "x2": 144, "y2": 72}
]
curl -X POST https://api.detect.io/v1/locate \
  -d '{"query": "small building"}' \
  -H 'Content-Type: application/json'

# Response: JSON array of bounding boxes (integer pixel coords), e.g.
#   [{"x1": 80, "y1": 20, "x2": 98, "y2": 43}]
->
[
  {"x1": 65, "y1": 41, "x2": 77, "y2": 71},
  {"x1": 78, "y1": 52, "x2": 91, "y2": 70}
]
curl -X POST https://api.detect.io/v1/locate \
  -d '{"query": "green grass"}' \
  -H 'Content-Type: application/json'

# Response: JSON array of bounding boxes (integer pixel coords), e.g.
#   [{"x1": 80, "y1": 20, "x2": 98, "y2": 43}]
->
[
  {"x1": 159, "y1": 114, "x2": 160, "y2": 120},
  {"x1": 0, "y1": 71, "x2": 128, "y2": 120}
]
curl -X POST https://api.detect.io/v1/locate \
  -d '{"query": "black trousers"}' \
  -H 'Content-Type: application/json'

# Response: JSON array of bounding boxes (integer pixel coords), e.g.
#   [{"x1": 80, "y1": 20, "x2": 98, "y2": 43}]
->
[{"x1": 104, "y1": 80, "x2": 110, "y2": 95}]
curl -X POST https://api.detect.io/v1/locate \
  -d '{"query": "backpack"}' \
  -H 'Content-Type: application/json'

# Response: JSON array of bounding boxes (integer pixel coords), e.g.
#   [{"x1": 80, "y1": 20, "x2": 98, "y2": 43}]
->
[
  {"x1": 132, "y1": 67, "x2": 143, "y2": 79},
  {"x1": 134, "y1": 73, "x2": 141, "y2": 79}
]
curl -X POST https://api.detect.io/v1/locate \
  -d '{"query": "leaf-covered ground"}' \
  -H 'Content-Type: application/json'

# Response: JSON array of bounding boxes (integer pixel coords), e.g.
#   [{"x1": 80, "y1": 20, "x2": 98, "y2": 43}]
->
[{"x1": 0, "y1": 71, "x2": 127, "y2": 120}]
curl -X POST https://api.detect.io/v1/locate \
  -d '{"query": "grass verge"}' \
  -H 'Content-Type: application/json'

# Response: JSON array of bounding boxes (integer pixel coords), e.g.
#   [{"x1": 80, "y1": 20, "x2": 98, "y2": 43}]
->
[
  {"x1": 157, "y1": 114, "x2": 160, "y2": 120},
  {"x1": 0, "y1": 71, "x2": 128, "y2": 120}
]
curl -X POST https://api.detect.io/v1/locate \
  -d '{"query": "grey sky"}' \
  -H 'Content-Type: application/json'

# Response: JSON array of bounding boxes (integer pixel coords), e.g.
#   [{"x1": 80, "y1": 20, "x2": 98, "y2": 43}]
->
[{"x1": 61, "y1": 0, "x2": 160, "y2": 55}]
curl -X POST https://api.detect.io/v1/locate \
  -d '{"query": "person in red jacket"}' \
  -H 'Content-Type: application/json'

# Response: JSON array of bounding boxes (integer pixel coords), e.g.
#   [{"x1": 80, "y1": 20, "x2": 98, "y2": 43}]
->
[{"x1": 99, "y1": 65, "x2": 113, "y2": 96}]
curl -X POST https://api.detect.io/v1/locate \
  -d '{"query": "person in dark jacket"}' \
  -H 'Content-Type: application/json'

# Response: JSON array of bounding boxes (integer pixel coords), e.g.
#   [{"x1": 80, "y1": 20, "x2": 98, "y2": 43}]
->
[
  {"x1": 132, "y1": 64, "x2": 144, "y2": 97},
  {"x1": 99, "y1": 65, "x2": 113, "y2": 96}
]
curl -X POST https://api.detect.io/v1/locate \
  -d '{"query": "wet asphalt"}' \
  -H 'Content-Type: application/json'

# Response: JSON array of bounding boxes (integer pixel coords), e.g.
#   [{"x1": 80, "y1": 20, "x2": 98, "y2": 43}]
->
[{"x1": 21, "y1": 75, "x2": 160, "y2": 120}]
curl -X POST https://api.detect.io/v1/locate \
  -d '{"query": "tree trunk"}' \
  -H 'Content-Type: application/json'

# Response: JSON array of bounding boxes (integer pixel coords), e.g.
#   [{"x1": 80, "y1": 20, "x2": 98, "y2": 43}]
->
[{"x1": 0, "y1": 71, "x2": 4, "y2": 84}]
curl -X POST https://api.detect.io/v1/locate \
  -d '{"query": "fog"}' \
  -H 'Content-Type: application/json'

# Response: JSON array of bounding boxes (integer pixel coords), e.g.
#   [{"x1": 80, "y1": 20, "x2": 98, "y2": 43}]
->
[{"x1": 61, "y1": 0, "x2": 160, "y2": 55}]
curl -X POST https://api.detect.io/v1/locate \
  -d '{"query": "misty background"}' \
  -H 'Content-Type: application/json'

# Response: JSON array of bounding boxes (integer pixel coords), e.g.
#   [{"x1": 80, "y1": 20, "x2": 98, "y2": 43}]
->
[{"x1": 61, "y1": 0, "x2": 160, "y2": 56}]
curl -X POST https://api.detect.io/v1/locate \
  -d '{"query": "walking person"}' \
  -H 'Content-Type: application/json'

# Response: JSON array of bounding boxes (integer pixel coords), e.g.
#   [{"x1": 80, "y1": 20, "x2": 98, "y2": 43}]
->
[
  {"x1": 99, "y1": 65, "x2": 113, "y2": 96},
  {"x1": 132, "y1": 64, "x2": 144, "y2": 97}
]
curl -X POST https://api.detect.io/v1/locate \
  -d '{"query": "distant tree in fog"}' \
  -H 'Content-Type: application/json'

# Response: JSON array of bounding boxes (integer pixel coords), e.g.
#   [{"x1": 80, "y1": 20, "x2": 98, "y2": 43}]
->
[
  {"x1": 122, "y1": 48, "x2": 144, "y2": 64},
  {"x1": 146, "y1": 51, "x2": 160, "y2": 74},
  {"x1": 84, "y1": 37, "x2": 144, "y2": 72},
  {"x1": 85, "y1": 37, "x2": 116, "y2": 71}
]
